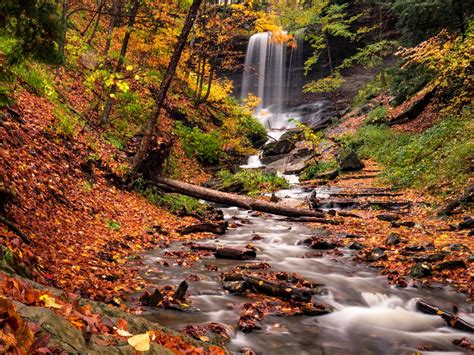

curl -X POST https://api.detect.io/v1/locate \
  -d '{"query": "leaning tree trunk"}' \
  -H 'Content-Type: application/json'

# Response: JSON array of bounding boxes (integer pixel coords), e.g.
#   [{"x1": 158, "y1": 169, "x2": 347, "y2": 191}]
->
[
  {"x1": 150, "y1": 176, "x2": 327, "y2": 218},
  {"x1": 131, "y1": 0, "x2": 203, "y2": 175}
]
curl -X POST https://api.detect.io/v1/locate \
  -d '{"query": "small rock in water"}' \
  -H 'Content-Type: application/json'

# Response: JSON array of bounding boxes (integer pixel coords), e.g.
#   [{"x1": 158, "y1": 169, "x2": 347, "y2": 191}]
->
[
  {"x1": 239, "y1": 347, "x2": 257, "y2": 355},
  {"x1": 468, "y1": 254, "x2": 474, "y2": 262},
  {"x1": 365, "y1": 247, "x2": 387, "y2": 262},
  {"x1": 349, "y1": 242, "x2": 364, "y2": 250},
  {"x1": 376, "y1": 214, "x2": 400, "y2": 222},
  {"x1": 386, "y1": 233, "x2": 401, "y2": 246},
  {"x1": 251, "y1": 234, "x2": 264, "y2": 241},
  {"x1": 435, "y1": 260, "x2": 466, "y2": 271},
  {"x1": 410, "y1": 263, "x2": 432, "y2": 278}
]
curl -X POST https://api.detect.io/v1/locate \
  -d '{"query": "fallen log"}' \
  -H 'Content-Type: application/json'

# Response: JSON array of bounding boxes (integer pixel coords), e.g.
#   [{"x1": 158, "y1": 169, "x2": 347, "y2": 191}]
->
[
  {"x1": 416, "y1": 299, "x2": 474, "y2": 333},
  {"x1": 284, "y1": 217, "x2": 343, "y2": 225},
  {"x1": 178, "y1": 221, "x2": 228, "y2": 235},
  {"x1": 151, "y1": 176, "x2": 325, "y2": 218}
]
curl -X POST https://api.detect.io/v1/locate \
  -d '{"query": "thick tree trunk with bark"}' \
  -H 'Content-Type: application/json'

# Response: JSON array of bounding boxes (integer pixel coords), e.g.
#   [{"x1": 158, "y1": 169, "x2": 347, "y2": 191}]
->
[
  {"x1": 131, "y1": 0, "x2": 203, "y2": 174},
  {"x1": 150, "y1": 176, "x2": 326, "y2": 218}
]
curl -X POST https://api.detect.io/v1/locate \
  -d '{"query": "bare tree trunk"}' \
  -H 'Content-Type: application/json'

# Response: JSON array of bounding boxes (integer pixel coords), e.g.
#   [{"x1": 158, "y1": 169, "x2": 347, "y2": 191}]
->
[
  {"x1": 87, "y1": 0, "x2": 106, "y2": 45},
  {"x1": 150, "y1": 176, "x2": 327, "y2": 219},
  {"x1": 56, "y1": 0, "x2": 69, "y2": 76},
  {"x1": 100, "y1": 0, "x2": 141, "y2": 124},
  {"x1": 131, "y1": 0, "x2": 203, "y2": 174},
  {"x1": 104, "y1": 0, "x2": 118, "y2": 57}
]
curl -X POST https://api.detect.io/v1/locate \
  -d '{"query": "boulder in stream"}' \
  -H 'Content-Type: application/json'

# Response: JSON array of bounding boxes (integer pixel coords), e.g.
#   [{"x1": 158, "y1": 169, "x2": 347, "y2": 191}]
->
[
  {"x1": 365, "y1": 247, "x2": 387, "y2": 262},
  {"x1": 409, "y1": 263, "x2": 432, "y2": 278}
]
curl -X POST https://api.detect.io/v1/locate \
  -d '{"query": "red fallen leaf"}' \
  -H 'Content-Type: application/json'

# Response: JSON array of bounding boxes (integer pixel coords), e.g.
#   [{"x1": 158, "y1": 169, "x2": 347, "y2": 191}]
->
[{"x1": 117, "y1": 318, "x2": 128, "y2": 331}]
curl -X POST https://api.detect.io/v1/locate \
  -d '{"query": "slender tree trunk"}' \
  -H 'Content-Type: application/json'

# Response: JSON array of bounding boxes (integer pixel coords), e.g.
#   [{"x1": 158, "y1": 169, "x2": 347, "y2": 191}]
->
[
  {"x1": 131, "y1": 0, "x2": 203, "y2": 175},
  {"x1": 56, "y1": 0, "x2": 69, "y2": 76},
  {"x1": 104, "y1": 0, "x2": 117, "y2": 57},
  {"x1": 195, "y1": 63, "x2": 214, "y2": 106},
  {"x1": 100, "y1": 0, "x2": 141, "y2": 124},
  {"x1": 325, "y1": 36, "x2": 341, "y2": 118},
  {"x1": 87, "y1": 0, "x2": 106, "y2": 45}
]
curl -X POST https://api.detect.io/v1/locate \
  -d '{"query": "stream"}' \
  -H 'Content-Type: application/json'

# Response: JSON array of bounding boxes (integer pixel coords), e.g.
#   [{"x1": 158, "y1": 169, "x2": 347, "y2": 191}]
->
[{"x1": 140, "y1": 200, "x2": 473, "y2": 354}]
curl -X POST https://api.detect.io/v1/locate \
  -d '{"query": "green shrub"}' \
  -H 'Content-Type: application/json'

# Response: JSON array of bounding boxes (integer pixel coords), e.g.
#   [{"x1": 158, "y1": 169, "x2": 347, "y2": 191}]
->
[
  {"x1": 12, "y1": 62, "x2": 56, "y2": 98},
  {"x1": 365, "y1": 106, "x2": 388, "y2": 124},
  {"x1": 352, "y1": 74, "x2": 386, "y2": 108},
  {"x1": 300, "y1": 160, "x2": 339, "y2": 181},
  {"x1": 387, "y1": 64, "x2": 433, "y2": 106},
  {"x1": 107, "y1": 219, "x2": 121, "y2": 231},
  {"x1": 175, "y1": 121, "x2": 223, "y2": 165},
  {"x1": 218, "y1": 170, "x2": 289, "y2": 196},
  {"x1": 237, "y1": 114, "x2": 267, "y2": 148},
  {"x1": 134, "y1": 177, "x2": 206, "y2": 215},
  {"x1": 53, "y1": 109, "x2": 78, "y2": 138},
  {"x1": 341, "y1": 113, "x2": 473, "y2": 194}
]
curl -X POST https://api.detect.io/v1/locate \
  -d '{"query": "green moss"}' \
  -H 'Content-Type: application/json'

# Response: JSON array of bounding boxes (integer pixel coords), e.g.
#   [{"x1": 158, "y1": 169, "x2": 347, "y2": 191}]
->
[
  {"x1": 175, "y1": 121, "x2": 223, "y2": 165},
  {"x1": 134, "y1": 178, "x2": 206, "y2": 215}
]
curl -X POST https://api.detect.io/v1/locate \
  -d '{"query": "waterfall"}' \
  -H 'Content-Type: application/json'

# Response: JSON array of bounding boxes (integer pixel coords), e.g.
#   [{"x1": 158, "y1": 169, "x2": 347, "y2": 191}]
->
[{"x1": 241, "y1": 31, "x2": 304, "y2": 114}]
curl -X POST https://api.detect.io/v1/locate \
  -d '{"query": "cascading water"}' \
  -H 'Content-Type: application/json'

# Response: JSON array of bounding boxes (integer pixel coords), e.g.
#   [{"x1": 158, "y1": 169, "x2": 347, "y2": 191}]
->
[{"x1": 240, "y1": 31, "x2": 306, "y2": 135}]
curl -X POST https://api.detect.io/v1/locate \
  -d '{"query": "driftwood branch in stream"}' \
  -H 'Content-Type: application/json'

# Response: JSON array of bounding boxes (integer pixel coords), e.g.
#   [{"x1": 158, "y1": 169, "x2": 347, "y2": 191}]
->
[
  {"x1": 150, "y1": 176, "x2": 326, "y2": 218},
  {"x1": 188, "y1": 243, "x2": 257, "y2": 260},
  {"x1": 223, "y1": 274, "x2": 312, "y2": 302},
  {"x1": 416, "y1": 299, "x2": 474, "y2": 333}
]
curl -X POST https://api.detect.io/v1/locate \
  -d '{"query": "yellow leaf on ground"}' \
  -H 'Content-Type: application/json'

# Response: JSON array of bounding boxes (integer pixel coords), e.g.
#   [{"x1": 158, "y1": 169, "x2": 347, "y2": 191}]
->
[
  {"x1": 39, "y1": 294, "x2": 62, "y2": 309},
  {"x1": 128, "y1": 333, "x2": 150, "y2": 352}
]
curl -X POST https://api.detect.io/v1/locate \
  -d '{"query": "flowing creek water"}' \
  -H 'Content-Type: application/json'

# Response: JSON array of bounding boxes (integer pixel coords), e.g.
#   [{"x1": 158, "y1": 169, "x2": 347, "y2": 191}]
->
[
  {"x1": 142, "y1": 32, "x2": 471, "y2": 354},
  {"x1": 140, "y1": 199, "x2": 473, "y2": 354}
]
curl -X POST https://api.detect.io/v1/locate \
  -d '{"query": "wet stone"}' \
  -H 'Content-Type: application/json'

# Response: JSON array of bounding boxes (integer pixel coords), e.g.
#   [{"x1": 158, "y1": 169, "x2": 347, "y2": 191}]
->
[
  {"x1": 391, "y1": 221, "x2": 416, "y2": 228},
  {"x1": 377, "y1": 214, "x2": 400, "y2": 222},
  {"x1": 447, "y1": 244, "x2": 471, "y2": 252},
  {"x1": 458, "y1": 216, "x2": 474, "y2": 230},
  {"x1": 309, "y1": 239, "x2": 338, "y2": 250},
  {"x1": 410, "y1": 263, "x2": 432, "y2": 278},
  {"x1": 386, "y1": 233, "x2": 401, "y2": 246},
  {"x1": 468, "y1": 254, "x2": 474, "y2": 262},
  {"x1": 349, "y1": 242, "x2": 364, "y2": 250},
  {"x1": 404, "y1": 245, "x2": 425, "y2": 252},
  {"x1": 365, "y1": 247, "x2": 387, "y2": 262},
  {"x1": 413, "y1": 253, "x2": 447, "y2": 263},
  {"x1": 435, "y1": 260, "x2": 467, "y2": 271}
]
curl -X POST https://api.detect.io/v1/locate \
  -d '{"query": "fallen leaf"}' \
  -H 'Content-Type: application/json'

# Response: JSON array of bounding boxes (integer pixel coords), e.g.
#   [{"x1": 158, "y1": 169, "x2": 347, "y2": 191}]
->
[
  {"x1": 39, "y1": 295, "x2": 62, "y2": 309},
  {"x1": 128, "y1": 333, "x2": 150, "y2": 352}
]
